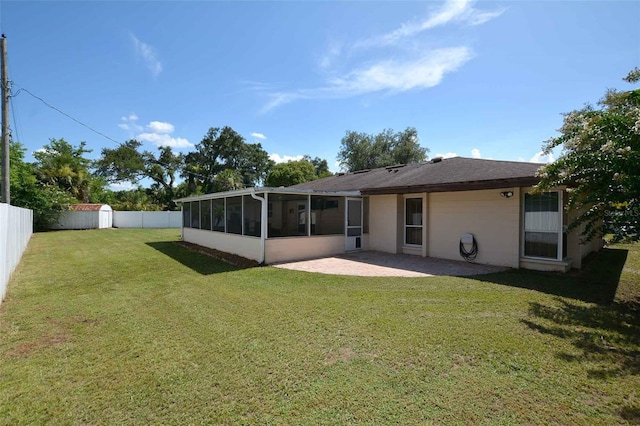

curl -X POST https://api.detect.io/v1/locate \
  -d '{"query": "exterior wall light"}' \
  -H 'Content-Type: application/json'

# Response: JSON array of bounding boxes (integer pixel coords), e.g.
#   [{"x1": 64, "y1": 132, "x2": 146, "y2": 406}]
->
[{"x1": 500, "y1": 191, "x2": 514, "y2": 198}]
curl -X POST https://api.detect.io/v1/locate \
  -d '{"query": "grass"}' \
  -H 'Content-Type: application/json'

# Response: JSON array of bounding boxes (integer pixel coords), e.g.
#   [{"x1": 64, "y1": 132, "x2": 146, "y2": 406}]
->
[{"x1": 0, "y1": 229, "x2": 638, "y2": 425}]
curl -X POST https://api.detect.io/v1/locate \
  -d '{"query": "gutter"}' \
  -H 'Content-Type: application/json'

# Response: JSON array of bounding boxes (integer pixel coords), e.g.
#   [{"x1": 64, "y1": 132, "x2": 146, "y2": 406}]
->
[{"x1": 250, "y1": 189, "x2": 266, "y2": 264}]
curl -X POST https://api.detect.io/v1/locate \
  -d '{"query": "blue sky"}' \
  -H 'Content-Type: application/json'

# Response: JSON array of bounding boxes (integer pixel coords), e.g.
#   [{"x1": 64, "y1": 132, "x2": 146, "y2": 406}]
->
[{"x1": 3, "y1": 0, "x2": 639, "y2": 175}]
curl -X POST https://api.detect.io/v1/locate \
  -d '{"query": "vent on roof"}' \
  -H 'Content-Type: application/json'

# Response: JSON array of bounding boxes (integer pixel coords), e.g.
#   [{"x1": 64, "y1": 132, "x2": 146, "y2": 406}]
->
[
  {"x1": 336, "y1": 172, "x2": 346, "y2": 176},
  {"x1": 353, "y1": 169, "x2": 370, "y2": 174},
  {"x1": 385, "y1": 164, "x2": 406, "y2": 170},
  {"x1": 431, "y1": 156, "x2": 443, "y2": 163}
]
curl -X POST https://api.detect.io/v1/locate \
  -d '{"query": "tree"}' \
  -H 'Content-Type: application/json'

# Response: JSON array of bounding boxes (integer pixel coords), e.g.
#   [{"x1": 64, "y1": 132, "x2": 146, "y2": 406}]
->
[
  {"x1": 212, "y1": 169, "x2": 244, "y2": 192},
  {"x1": 337, "y1": 127, "x2": 428, "y2": 171},
  {"x1": 110, "y1": 187, "x2": 160, "y2": 211},
  {"x1": 183, "y1": 126, "x2": 273, "y2": 193},
  {"x1": 265, "y1": 159, "x2": 316, "y2": 187},
  {"x1": 33, "y1": 138, "x2": 94, "y2": 202},
  {"x1": 303, "y1": 155, "x2": 332, "y2": 179},
  {"x1": 143, "y1": 146, "x2": 183, "y2": 210},
  {"x1": 95, "y1": 141, "x2": 184, "y2": 210},
  {"x1": 536, "y1": 68, "x2": 640, "y2": 242},
  {"x1": 9, "y1": 141, "x2": 76, "y2": 231},
  {"x1": 94, "y1": 140, "x2": 146, "y2": 184}
]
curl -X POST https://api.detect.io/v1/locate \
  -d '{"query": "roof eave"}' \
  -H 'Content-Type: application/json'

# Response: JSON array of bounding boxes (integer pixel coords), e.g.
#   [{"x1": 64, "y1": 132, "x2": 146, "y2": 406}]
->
[
  {"x1": 174, "y1": 187, "x2": 361, "y2": 203},
  {"x1": 360, "y1": 177, "x2": 541, "y2": 195}
]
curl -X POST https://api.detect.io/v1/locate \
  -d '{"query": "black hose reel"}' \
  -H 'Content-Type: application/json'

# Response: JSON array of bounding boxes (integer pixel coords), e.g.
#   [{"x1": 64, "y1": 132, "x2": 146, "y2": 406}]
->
[{"x1": 459, "y1": 233, "x2": 478, "y2": 262}]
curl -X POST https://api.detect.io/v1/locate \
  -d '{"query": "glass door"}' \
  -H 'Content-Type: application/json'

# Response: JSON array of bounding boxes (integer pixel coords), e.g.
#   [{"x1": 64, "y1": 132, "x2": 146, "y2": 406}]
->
[{"x1": 345, "y1": 198, "x2": 362, "y2": 251}]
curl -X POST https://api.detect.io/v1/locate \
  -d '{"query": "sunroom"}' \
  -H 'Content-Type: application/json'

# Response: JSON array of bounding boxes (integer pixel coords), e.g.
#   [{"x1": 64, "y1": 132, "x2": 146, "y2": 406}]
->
[{"x1": 176, "y1": 188, "x2": 366, "y2": 264}]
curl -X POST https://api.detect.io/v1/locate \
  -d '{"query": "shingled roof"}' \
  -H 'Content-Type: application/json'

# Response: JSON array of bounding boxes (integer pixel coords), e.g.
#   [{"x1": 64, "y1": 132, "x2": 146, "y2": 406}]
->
[
  {"x1": 291, "y1": 157, "x2": 543, "y2": 195},
  {"x1": 68, "y1": 204, "x2": 110, "y2": 211}
]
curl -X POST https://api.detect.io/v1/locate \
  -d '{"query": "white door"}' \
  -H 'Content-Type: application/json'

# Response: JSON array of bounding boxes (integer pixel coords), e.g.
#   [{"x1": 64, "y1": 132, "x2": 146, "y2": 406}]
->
[{"x1": 345, "y1": 198, "x2": 362, "y2": 251}]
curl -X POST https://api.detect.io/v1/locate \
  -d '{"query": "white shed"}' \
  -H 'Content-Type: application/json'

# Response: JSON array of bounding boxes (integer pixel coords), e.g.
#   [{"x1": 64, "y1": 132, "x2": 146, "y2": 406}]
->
[{"x1": 50, "y1": 204, "x2": 113, "y2": 230}]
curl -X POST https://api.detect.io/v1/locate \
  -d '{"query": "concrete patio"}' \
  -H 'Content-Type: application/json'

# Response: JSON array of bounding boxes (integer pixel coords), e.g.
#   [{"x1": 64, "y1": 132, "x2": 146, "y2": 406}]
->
[{"x1": 272, "y1": 251, "x2": 507, "y2": 277}]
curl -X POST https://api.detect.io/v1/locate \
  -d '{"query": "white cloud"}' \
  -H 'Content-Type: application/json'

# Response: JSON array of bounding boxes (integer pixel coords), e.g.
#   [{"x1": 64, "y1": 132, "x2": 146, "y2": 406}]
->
[
  {"x1": 471, "y1": 148, "x2": 481, "y2": 158},
  {"x1": 371, "y1": 0, "x2": 470, "y2": 47},
  {"x1": 434, "y1": 152, "x2": 458, "y2": 159},
  {"x1": 262, "y1": 48, "x2": 472, "y2": 112},
  {"x1": 370, "y1": 0, "x2": 505, "y2": 47},
  {"x1": 530, "y1": 151, "x2": 554, "y2": 164},
  {"x1": 319, "y1": 41, "x2": 343, "y2": 70},
  {"x1": 269, "y1": 153, "x2": 304, "y2": 163},
  {"x1": 130, "y1": 33, "x2": 162, "y2": 77},
  {"x1": 118, "y1": 113, "x2": 191, "y2": 148},
  {"x1": 330, "y1": 47, "x2": 472, "y2": 94},
  {"x1": 260, "y1": 0, "x2": 502, "y2": 112},
  {"x1": 147, "y1": 121, "x2": 174, "y2": 134},
  {"x1": 119, "y1": 113, "x2": 143, "y2": 132},
  {"x1": 251, "y1": 132, "x2": 267, "y2": 140},
  {"x1": 138, "y1": 132, "x2": 193, "y2": 149}
]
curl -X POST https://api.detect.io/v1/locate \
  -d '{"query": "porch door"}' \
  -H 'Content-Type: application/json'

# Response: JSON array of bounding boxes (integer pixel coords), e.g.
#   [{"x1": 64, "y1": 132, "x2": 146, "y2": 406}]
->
[{"x1": 345, "y1": 198, "x2": 362, "y2": 251}]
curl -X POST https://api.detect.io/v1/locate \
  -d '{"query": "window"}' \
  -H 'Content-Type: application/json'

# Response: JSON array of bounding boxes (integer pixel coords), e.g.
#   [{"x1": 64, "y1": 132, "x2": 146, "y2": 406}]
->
[
  {"x1": 524, "y1": 191, "x2": 562, "y2": 259},
  {"x1": 226, "y1": 197, "x2": 242, "y2": 235},
  {"x1": 311, "y1": 196, "x2": 344, "y2": 235},
  {"x1": 191, "y1": 201, "x2": 201, "y2": 229},
  {"x1": 182, "y1": 202, "x2": 191, "y2": 228},
  {"x1": 212, "y1": 199, "x2": 225, "y2": 232},
  {"x1": 405, "y1": 197, "x2": 422, "y2": 246},
  {"x1": 243, "y1": 195, "x2": 261, "y2": 237},
  {"x1": 268, "y1": 194, "x2": 308, "y2": 237},
  {"x1": 201, "y1": 200, "x2": 212, "y2": 231}
]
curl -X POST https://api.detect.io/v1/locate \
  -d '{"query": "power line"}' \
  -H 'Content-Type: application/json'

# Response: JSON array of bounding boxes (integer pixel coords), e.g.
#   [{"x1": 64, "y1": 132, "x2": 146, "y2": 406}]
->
[
  {"x1": 10, "y1": 84, "x2": 219, "y2": 184},
  {"x1": 12, "y1": 85, "x2": 122, "y2": 145},
  {"x1": 9, "y1": 95, "x2": 20, "y2": 144}
]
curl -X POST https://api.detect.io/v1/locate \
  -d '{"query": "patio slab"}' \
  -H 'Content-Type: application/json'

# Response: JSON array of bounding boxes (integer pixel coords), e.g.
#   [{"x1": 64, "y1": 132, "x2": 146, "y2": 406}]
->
[{"x1": 272, "y1": 251, "x2": 507, "y2": 277}]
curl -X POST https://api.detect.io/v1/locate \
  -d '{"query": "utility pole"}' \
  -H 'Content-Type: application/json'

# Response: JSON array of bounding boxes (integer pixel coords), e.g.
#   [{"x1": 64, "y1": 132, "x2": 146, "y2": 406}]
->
[{"x1": 1, "y1": 34, "x2": 8, "y2": 204}]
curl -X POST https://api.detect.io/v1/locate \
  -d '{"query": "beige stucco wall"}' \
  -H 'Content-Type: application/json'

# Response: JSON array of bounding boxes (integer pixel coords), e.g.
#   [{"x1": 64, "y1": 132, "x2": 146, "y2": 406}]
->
[
  {"x1": 566, "y1": 208, "x2": 604, "y2": 269},
  {"x1": 368, "y1": 194, "x2": 399, "y2": 254},
  {"x1": 265, "y1": 236, "x2": 346, "y2": 264},
  {"x1": 183, "y1": 228, "x2": 262, "y2": 262},
  {"x1": 428, "y1": 188, "x2": 521, "y2": 268}
]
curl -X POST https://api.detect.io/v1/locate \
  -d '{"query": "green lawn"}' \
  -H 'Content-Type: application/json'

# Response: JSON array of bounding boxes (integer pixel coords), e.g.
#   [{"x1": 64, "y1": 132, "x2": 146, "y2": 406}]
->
[{"x1": 1, "y1": 229, "x2": 638, "y2": 425}]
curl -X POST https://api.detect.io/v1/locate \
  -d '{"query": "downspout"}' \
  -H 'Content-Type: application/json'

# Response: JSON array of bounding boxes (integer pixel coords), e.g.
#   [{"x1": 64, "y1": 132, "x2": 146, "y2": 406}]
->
[{"x1": 250, "y1": 189, "x2": 266, "y2": 264}]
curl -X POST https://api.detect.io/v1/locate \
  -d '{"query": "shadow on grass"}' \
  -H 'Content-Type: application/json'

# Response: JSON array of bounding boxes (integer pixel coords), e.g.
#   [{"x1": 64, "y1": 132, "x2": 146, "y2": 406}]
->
[
  {"x1": 476, "y1": 246, "x2": 639, "y2": 421},
  {"x1": 146, "y1": 241, "x2": 242, "y2": 275},
  {"x1": 476, "y1": 247, "x2": 639, "y2": 390},
  {"x1": 473, "y1": 247, "x2": 629, "y2": 304},
  {"x1": 521, "y1": 297, "x2": 640, "y2": 421},
  {"x1": 522, "y1": 298, "x2": 640, "y2": 379}
]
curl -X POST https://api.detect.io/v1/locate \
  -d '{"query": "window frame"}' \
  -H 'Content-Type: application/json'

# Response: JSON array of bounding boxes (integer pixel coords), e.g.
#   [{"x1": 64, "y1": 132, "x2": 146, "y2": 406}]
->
[{"x1": 522, "y1": 190, "x2": 564, "y2": 261}]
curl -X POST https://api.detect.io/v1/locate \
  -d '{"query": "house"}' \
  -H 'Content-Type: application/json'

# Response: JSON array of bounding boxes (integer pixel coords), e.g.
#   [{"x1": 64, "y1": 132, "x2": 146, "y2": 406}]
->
[
  {"x1": 49, "y1": 204, "x2": 113, "y2": 230},
  {"x1": 176, "y1": 157, "x2": 602, "y2": 272}
]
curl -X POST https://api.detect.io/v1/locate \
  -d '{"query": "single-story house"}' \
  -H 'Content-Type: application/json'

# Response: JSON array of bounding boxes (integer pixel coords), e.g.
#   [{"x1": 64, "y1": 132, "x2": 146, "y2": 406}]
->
[
  {"x1": 49, "y1": 204, "x2": 113, "y2": 230},
  {"x1": 176, "y1": 157, "x2": 602, "y2": 272}
]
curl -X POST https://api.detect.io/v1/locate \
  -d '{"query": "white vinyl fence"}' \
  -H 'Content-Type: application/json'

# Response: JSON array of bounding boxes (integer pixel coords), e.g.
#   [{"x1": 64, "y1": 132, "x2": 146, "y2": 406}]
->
[
  {"x1": 113, "y1": 211, "x2": 181, "y2": 229},
  {"x1": 0, "y1": 204, "x2": 33, "y2": 303}
]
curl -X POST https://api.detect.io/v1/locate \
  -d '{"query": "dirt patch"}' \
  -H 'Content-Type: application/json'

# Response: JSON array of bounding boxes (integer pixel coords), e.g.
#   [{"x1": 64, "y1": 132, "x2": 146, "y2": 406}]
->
[
  {"x1": 175, "y1": 241, "x2": 261, "y2": 268},
  {"x1": 4, "y1": 316, "x2": 102, "y2": 359},
  {"x1": 5, "y1": 333, "x2": 69, "y2": 358},
  {"x1": 324, "y1": 347, "x2": 378, "y2": 365},
  {"x1": 48, "y1": 316, "x2": 102, "y2": 327},
  {"x1": 324, "y1": 347, "x2": 359, "y2": 365}
]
